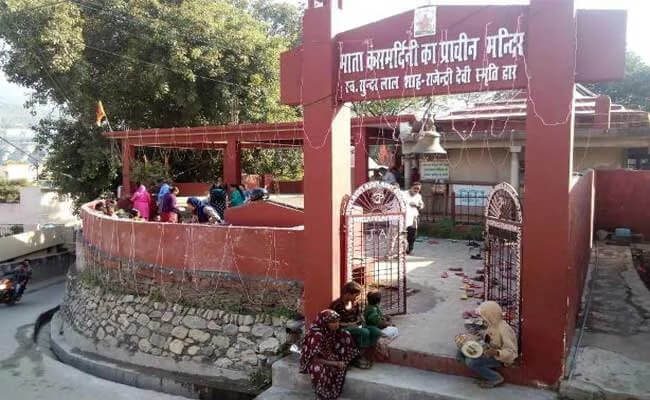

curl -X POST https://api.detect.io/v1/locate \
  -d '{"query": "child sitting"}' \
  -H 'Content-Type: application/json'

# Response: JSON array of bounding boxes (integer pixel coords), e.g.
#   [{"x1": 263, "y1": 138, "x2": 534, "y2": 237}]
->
[
  {"x1": 457, "y1": 301, "x2": 518, "y2": 388},
  {"x1": 330, "y1": 281, "x2": 382, "y2": 369},
  {"x1": 364, "y1": 290, "x2": 399, "y2": 339}
]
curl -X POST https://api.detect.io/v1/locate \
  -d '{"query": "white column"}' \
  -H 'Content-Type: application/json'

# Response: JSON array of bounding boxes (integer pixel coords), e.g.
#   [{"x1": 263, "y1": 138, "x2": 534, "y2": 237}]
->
[
  {"x1": 404, "y1": 157, "x2": 412, "y2": 188},
  {"x1": 510, "y1": 146, "x2": 522, "y2": 192}
]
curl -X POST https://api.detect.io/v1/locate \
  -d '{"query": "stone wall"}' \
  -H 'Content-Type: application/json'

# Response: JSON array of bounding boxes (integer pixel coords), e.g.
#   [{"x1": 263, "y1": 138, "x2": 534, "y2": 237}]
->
[
  {"x1": 80, "y1": 241, "x2": 304, "y2": 315},
  {"x1": 61, "y1": 276, "x2": 303, "y2": 391}
]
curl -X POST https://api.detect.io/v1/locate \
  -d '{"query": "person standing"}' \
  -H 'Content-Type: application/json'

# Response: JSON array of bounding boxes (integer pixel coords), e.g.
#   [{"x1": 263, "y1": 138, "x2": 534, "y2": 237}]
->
[
  {"x1": 382, "y1": 167, "x2": 397, "y2": 185},
  {"x1": 130, "y1": 184, "x2": 152, "y2": 220},
  {"x1": 403, "y1": 182, "x2": 424, "y2": 255},
  {"x1": 156, "y1": 182, "x2": 171, "y2": 210},
  {"x1": 160, "y1": 186, "x2": 180, "y2": 223}
]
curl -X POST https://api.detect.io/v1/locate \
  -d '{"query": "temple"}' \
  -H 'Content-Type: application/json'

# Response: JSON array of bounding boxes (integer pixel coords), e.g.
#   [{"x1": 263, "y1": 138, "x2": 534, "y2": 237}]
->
[{"x1": 57, "y1": 1, "x2": 650, "y2": 397}]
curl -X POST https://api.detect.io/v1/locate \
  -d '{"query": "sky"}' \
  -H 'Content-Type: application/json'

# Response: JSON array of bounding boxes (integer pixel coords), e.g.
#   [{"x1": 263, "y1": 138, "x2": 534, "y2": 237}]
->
[
  {"x1": 291, "y1": 0, "x2": 649, "y2": 62},
  {"x1": 1, "y1": 0, "x2": 648, "y2": 108}
]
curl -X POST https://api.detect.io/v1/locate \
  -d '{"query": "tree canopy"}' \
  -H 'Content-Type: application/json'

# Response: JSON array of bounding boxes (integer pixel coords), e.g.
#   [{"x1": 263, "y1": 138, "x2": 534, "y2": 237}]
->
[
  {"x1": 588, "y1": 52, "x2": 650, "y2": 112},
  {"x1": 0, "y1": 0, "x2": 303, "y2": 206}
]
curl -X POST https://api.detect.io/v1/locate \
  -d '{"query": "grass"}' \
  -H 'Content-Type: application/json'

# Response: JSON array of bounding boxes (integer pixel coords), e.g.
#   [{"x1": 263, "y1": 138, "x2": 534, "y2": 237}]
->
[{"x1": 419, "y1": 218, "x2": 484, "y2": 241}]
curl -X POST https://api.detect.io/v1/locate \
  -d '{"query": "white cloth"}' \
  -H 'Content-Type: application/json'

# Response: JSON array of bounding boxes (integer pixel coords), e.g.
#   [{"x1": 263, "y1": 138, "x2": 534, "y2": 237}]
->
[
  {"x1": 402, "y1": 190, "x2": 424, "y2": 228},
  {"x1": 383, "y1": 171, "x2": 397, "y2": 184},
  {"x1": 382, "y1": 326, "x2": 399, "y2": 339}
]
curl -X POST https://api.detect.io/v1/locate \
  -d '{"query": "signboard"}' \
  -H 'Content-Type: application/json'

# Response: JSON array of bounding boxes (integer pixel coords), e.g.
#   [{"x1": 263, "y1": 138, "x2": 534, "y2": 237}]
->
[
  {"x1": 453, "y1": 184, "x2": 492, "y2": 207},
  {"x1": 337, "y1": 6, "x2": 528, "y2": 102},
  {"x1": 280, "y1": 6, "x2": 626, "y2": 106},
  {"x1": 420, "y1": 160, "x2": 449, "y2": 181}
]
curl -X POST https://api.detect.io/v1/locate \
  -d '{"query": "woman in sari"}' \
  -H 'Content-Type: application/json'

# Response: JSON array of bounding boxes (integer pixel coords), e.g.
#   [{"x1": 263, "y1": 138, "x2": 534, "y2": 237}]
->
[
  {"x1": 157, "y1": 183, "x2": 171, "y2": 210},
  {"x1": 186, "y1": 197, "x2": 222, "y2": 224},
  {"x1": 160, "y1": 186, "x2": 180, "y2": 223},
  {"x1": 300, "y1": 310, "x2": 359, "y2": 400},
  {"x1": 130, "y1": 184, "x2": 151, "y2": 220},
  {"x1": 229, "y1": 184, "x2": 246, "y2": 207}
]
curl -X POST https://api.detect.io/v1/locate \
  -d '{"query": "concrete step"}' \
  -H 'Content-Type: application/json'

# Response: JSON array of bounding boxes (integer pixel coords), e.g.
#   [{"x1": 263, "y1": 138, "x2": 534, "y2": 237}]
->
[
  {"x1": 265, "y1": 355, "x2": 558, "y2": 400},
  {"x1": 256, "y1": 386, "x2": 353, "y2": 400}
]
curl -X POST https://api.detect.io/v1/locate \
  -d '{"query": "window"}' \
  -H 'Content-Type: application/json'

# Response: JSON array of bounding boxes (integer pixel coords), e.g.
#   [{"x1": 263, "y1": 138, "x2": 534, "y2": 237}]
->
[{"x1": 625, "y1": 148, "x2": 650, "y2": 170}]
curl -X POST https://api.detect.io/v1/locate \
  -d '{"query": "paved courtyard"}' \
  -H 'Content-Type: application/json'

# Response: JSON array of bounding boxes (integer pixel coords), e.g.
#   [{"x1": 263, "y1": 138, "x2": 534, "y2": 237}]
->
[
  {"x1": 561, "y1": 244, "x2": 650, "y2": 400},
  {"x1": 390, "y1": 237, "x2": 484, "y2": 357}
]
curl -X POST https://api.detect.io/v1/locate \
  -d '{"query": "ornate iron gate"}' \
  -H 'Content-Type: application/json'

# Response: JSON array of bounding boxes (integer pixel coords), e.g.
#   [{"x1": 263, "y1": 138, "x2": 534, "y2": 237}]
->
[
  {"x1": 484, "y1": 183, "x2": 523, "y2": 336},
  {"x1": 343, "y1": 182, "x2": 407, "y2": 315}
]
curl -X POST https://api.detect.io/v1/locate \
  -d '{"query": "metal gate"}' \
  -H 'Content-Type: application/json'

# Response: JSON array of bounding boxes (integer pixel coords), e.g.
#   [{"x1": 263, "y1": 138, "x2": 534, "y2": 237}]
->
[
  {"x1": 484, "y1": 182, "x2": 523, "y2": 336},
  {"x1": 343, "y1": 182, "x2": 407, "y2": 315}
]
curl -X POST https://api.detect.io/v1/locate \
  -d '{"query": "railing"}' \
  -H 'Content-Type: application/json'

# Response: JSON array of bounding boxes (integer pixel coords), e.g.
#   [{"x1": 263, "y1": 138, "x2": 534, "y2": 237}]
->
[
  {"x1": 420, "y1": 192, "x2": 489, "y2": 226},
  {"x1": 0, "y1": 224, "x2": 24, "y2": 238}
]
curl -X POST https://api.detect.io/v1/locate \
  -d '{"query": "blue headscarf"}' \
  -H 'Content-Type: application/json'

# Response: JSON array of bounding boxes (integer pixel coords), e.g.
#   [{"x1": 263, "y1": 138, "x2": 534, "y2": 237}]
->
[
  {"x1": 187, "y1": 197, "x2": 209, "y2": 222},
  {"x1": 157, "y1": 183, "x2": 171, "y2": 208}
]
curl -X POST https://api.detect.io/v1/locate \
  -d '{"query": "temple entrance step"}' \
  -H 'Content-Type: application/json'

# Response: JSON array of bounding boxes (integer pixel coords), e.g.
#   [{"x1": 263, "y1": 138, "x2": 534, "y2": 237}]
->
[
  {"x1": 256, "y1": 386, "x2": 353, "y2": 400},
  {"x1": 257, "y1": 355, "x2": 558, "y2": 400}
]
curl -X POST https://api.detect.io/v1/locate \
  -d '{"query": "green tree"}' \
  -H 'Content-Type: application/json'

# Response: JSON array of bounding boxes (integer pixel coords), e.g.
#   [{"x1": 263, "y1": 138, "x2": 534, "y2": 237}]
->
[
  {"x1": 588, "y1": 52, "x2": 650, "y2": 111},
  {"x1": 0, "y1": 0, "x2": 302, "y2": 203},
  {"x1": 130, "y1": 159, "x2": 171, "y2": 189},
  {"x1": 351, "y1": 98, "x2": 427, "y2": 117},
  {"x1": 246, "y1": 0, "x2": 304, "y2": 47},
  {"x1": 242, "y1": 147, "x2": 303, "y2": 180},
  {"x1": 33, "y1": 118, "x2": 120, "y2": 208}
]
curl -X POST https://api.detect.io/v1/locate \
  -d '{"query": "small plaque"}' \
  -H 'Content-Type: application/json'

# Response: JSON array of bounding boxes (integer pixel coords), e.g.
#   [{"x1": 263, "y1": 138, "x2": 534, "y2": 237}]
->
[{"x1": 414, "y1": 6, "x2": 437, "y2": 38}]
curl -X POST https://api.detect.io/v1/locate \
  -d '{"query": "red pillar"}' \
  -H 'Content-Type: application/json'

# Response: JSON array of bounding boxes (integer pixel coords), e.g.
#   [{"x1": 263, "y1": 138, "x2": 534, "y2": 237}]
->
[
  {"x1": 521, "y1": 0, "x2": 576, "y2": 384},
  {"x1": 223, "y1": 138, "x2": 241, "y2": 185},
  {"x1": 302, "y1": 2, "x2": 350, "y2": 323},
  {"x1": 121, "y1": 140, "x2": 135, "y2": 198},
  {"x1": 353, "y1": 126, "x2": 369, "y2": 190}
]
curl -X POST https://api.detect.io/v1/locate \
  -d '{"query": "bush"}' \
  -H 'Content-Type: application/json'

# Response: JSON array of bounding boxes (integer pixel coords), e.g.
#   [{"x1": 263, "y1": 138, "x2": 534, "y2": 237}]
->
[{"x1": 0, "y1": 178, "x2": 26, "y2": 203}]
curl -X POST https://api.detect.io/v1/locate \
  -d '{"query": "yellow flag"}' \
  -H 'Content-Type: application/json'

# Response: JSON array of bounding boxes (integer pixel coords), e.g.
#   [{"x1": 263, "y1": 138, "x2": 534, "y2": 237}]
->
[{"x1": 96, "y1": 101, "x2": 107, "y2": 127}]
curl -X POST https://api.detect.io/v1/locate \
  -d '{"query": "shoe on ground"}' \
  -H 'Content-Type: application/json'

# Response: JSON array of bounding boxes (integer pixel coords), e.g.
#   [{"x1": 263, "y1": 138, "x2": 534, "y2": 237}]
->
[{"x1": 478, "y1": 377, "x2": 504, "y2": 388}]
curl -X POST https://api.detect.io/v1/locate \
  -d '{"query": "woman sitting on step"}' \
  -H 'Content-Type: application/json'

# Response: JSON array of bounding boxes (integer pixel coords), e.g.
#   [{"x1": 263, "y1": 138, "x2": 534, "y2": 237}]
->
[
  {"x1": 330, "y1": 281, "x2": 383, "y2": 369},
  {"x1": 300, "y1": 309, "x2": 360, "y2": 400}
]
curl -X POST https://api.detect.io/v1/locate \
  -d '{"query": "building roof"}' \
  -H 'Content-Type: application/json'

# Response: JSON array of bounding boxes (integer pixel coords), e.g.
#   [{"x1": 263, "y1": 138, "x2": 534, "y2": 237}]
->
[{"x1": 434, "y1": 84, "x2": 650, "y2": 133}]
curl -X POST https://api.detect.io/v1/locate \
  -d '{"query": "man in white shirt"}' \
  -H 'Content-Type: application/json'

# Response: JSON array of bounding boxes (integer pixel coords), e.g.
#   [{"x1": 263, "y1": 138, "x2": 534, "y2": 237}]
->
[{"x1": 403, "y1": 182, "x2": 424, "y2": 255}]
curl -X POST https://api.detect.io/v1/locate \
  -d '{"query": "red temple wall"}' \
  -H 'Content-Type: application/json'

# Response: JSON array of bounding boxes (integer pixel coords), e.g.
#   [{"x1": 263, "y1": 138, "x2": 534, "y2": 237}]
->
[
  {"x1": 595, "y1": 169, "x2": 650, "y2": 240},
  {"x1": 225, "y1": 201, "x2": 304, "y2": 227},
  {"x1": 276, "y1": 180, "x2": 304, "y2": 194},
  {"x1": 566, "y1": 170, "x2": 595, "y2": 352},
  {"x1": 175, "y1": 182, "x2": 211, "y2": 197},
  {"x1": 81, "y1": 205, "x2": 304, "y2": 282}
]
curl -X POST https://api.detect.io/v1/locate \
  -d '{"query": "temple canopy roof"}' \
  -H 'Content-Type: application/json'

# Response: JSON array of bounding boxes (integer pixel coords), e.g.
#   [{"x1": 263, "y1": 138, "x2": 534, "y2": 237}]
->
[{"x1": 104, "y1": 115, "x2": 416, "y2": 149}]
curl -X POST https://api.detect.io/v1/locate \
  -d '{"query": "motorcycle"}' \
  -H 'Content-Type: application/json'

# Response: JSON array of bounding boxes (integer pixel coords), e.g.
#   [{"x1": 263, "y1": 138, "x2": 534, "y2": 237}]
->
[{"x1": 0, "y1": 264, "x2": 31, "y2": 305}]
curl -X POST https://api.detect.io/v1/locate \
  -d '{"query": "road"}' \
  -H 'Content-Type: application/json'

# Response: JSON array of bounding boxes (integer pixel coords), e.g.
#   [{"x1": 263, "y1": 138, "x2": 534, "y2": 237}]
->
[{"x1": 0, "y1": 278, "x2": 188, "y2": 400}]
